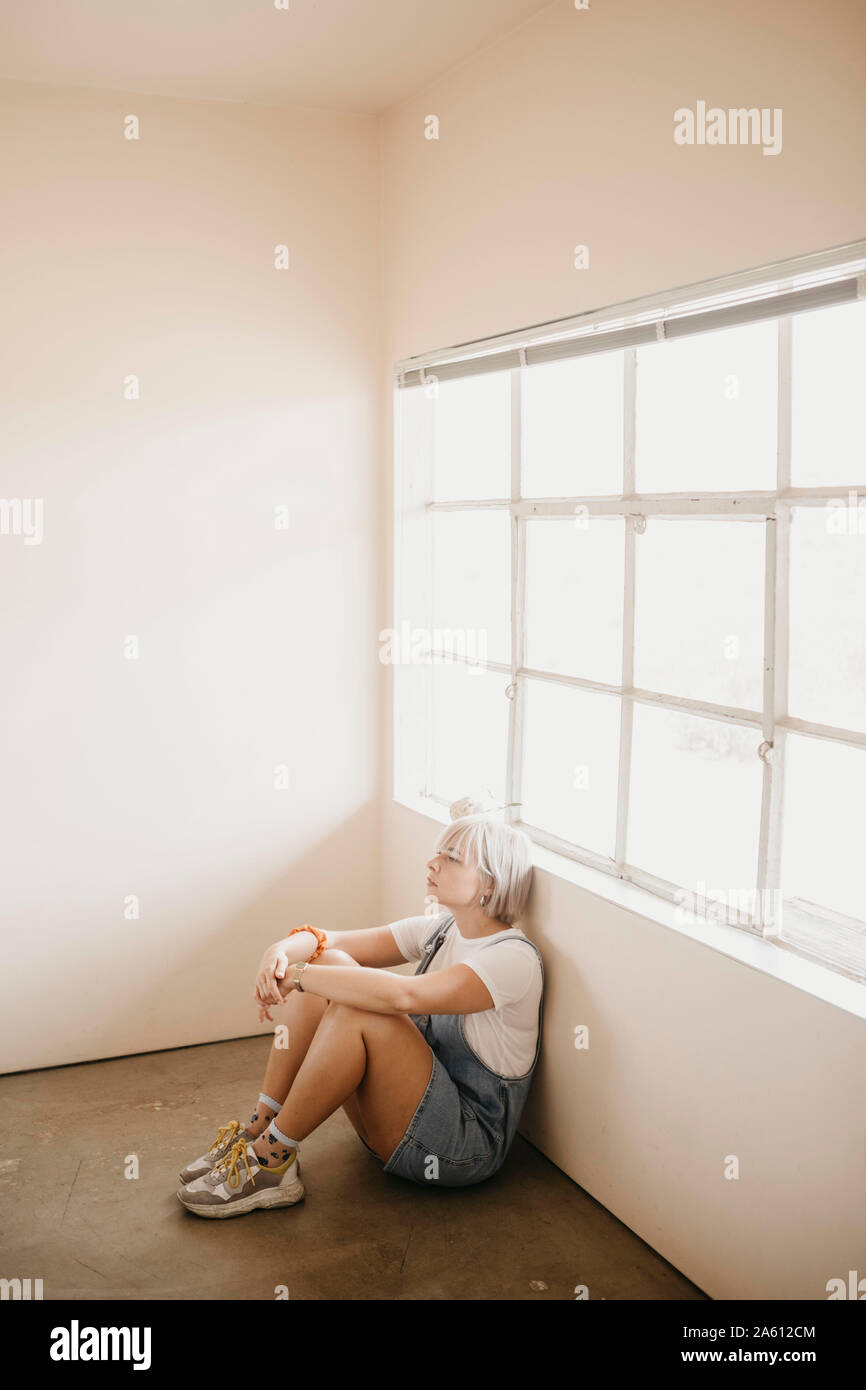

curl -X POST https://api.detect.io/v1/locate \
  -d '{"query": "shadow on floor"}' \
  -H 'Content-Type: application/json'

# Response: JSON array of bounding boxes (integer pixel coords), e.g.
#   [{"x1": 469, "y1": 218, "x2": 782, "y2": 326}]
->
[{"x1": 0, "y1": 1036, "x2": 707, "y2": 1301}]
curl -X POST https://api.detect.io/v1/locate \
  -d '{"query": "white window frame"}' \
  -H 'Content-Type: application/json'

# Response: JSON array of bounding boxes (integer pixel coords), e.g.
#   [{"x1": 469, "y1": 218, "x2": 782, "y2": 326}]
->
[{"x1": 392, "y1": 239, "x2": 866, "y2": 983}]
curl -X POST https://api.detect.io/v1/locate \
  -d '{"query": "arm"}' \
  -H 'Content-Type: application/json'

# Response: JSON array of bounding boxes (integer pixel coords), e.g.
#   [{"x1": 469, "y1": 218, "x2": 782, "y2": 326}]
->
[
  {"x1": 403, "y1": 964, "x2": 495, "y2": 1016},
  {"x1": 277, "y1": 962, "x2": 411, "y2": 1015},
  {"x1": 274, "y1": 925, "x2": 406, "y2": 967},
  {"x1": 277, "y1": 960, "x2": 495, "y2": 1018},
  {"x1": 255, "y1": 924, "x2": 410, "y2": 1008}
]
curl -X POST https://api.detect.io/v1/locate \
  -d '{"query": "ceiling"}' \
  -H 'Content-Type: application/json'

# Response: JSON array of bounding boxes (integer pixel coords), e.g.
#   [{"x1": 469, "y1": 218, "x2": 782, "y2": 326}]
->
[{"x1": 0, "y1": 0, "x2": 553, "y2": 114}]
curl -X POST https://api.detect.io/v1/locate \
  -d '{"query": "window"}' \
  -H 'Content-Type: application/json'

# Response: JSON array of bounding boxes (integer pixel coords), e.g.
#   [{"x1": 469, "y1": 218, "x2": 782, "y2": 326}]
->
[{"x1": 392, "y1": 242, "x2": 866, "y2": 983}]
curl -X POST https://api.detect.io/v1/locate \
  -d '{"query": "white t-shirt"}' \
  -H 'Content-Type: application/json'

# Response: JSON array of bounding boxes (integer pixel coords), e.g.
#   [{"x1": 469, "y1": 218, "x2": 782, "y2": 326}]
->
[{"x1": 388, "y1": 913, "x2": 543, "y2": 1079}]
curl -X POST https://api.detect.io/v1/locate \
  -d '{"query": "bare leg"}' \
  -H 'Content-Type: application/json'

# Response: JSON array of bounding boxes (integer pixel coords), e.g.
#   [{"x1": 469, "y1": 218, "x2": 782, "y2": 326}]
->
[
  {"x1": 247, "y1": 949, "x2": 356, "y2": 1137},
  {"x1": 254, "y1": 1002, "x2": 434, "y2": 1166}
]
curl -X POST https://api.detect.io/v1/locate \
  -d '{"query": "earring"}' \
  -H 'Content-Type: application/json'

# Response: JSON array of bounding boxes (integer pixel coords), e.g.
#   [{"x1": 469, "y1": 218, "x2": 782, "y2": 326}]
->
[{"x1": 480, "y1": 895, "x2": 487, "y2": 907}]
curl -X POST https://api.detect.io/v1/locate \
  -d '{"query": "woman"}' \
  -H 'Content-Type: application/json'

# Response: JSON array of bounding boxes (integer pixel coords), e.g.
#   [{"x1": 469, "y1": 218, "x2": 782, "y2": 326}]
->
[{"x1": 177, "y1": 813, "x2": 543, "y2": 1217}]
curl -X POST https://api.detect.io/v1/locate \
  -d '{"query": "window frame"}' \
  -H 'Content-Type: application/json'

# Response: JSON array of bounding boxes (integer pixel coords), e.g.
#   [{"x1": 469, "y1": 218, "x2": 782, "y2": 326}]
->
[{"x1": 392, "y1": 243, "x2": 866, "y2": 984}]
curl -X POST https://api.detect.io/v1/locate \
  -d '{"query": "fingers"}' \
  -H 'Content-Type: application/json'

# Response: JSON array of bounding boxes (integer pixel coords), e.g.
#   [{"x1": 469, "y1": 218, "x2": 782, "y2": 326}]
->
[
  {"x1": 255, "y1": 946, "x2": 299, "y2": 1009},
  {"x1": 256, "y1": 955, "x2": 288, "y2": 1005},
  {"x1": 255, "y1": 971, "x2": 276, "y2": 1004},
  {"x1": 271, "y1": 955, "x2": 288, "y2": 1001}
]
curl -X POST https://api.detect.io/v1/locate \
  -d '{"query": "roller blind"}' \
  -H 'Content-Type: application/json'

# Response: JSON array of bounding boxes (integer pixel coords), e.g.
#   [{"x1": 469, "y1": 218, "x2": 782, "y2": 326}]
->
[{"x1": 395, "y1": 271, "x2": 862, "y2": 388}]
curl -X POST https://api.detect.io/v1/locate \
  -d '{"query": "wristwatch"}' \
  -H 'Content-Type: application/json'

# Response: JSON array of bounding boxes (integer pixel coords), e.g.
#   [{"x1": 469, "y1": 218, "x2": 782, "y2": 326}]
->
[{"x1": 291, "y1": 962, "x2": 310, "y2": 992}]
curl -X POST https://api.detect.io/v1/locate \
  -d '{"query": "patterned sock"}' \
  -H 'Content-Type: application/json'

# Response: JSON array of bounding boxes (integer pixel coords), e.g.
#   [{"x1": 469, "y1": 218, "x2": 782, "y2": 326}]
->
[
  {"x1": 247, "y1": 1092, "x2": 282, "y2": 1136},
  {"x1": 253, "y1": 1119, "x2": 300, "y2": 1168}
]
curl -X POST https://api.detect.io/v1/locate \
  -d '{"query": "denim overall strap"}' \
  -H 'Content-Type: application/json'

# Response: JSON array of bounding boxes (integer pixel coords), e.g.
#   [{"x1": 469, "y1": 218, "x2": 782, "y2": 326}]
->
[
  {"x1": 408, "y1": 914, "x2": 455, "y2": 1037},
  {"x1": 416, "y1": 914, "x2": 454, "y2": 971},
  {"x1": 473, "y1": 936, "x2": 545, "y2": 1159}
]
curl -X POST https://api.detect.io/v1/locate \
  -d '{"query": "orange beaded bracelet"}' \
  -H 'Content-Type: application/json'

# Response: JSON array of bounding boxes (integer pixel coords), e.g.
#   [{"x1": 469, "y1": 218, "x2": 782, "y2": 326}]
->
[{"x1": 285, "y1": 923, "x2": 327, "y2": 963}]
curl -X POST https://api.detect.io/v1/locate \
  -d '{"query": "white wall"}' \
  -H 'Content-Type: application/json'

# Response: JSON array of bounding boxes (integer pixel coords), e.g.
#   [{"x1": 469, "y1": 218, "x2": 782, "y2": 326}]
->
[
  {"x1": 379, "y1": 0, "x2": 866, "y2": 1298},
  {"x1": 0, "y1": 79, "x2": 382, "y2": 1072}
]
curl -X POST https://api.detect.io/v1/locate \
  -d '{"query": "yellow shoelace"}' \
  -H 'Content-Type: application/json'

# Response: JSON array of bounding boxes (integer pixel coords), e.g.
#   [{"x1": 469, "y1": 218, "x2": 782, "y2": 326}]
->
[
  {"x1": 207, "y1": 1120, "x2": 243, "y2": 1157},
  {"x1": 210, "y1": 1137, "x2": 257, "y2": 1190}
]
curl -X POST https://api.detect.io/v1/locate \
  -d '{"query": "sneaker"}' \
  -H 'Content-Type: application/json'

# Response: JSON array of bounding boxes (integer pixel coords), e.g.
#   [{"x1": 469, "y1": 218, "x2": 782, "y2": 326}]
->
[
  {"x1": 177, "y1": 1138, "x2": 304, "y2": 1219},
  {"x1": 178, "y1": 1120, "x2": 252, "y2": 1186}
]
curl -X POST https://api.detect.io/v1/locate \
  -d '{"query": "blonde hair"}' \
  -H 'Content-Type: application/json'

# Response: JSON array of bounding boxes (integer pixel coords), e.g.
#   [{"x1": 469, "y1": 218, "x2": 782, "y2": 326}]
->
[{"x1": 434, "y1": 815, "x2": 533, "y2": 926}]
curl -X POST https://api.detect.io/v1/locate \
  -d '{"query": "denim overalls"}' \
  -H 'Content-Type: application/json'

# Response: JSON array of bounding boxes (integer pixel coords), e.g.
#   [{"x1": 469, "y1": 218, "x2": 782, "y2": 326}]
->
[{"x1": 370, "y1": 913, "x2": 545, "y2": 1188}]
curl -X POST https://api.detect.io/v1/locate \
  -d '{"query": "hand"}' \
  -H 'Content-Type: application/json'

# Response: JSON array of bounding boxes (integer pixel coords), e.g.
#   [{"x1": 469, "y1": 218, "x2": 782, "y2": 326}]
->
[
  {"x1": 255, "y1": 943, "x2": 291, "y2": 1007},
  {"x1": 255, "y1": 968, "x2": 296, "y2": 1021}
]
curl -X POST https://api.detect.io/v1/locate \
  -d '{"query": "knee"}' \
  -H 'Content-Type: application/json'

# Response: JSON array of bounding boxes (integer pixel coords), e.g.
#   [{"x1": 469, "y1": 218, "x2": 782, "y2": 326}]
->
[
  {"x1": 324, "y1": 1000, "x2": 374, "y2": 1024},
  {"x1": 316, "y1": 948, "x2": 360, "y2": 968}
]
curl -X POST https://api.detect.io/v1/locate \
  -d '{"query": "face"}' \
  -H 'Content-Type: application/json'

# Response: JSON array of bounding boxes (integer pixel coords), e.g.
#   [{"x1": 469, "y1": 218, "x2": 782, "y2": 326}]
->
[{"x1": 426, "y1": 835, "x2": 486, "y2": 910}]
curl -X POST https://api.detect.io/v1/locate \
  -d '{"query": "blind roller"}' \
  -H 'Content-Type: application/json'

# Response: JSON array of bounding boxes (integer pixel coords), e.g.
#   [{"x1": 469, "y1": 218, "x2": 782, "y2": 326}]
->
[{"x1": 396, "y1": 274, "x2": 861, "y2": 387}]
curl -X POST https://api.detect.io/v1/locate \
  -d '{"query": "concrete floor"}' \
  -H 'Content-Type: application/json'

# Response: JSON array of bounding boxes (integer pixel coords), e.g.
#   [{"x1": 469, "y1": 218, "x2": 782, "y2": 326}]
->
[{"x1": 1, "y1": 1037, "x2": 707, "y2": 1301}]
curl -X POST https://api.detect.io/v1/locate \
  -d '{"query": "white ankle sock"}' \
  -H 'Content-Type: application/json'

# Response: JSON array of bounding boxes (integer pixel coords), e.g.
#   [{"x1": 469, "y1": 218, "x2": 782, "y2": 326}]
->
[{"x1": 266, "y1": 1119, "x2": 300, "y2": 1151}]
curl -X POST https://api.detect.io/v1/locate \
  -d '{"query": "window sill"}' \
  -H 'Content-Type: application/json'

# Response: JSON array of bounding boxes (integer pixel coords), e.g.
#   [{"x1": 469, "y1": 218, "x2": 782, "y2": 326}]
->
[
  {"x1": 394, "y1": 792, "x2": 866, "y2": 1023},
  {"x1": 528, "y1": 842, "x2": 866, "y2": 1021}
]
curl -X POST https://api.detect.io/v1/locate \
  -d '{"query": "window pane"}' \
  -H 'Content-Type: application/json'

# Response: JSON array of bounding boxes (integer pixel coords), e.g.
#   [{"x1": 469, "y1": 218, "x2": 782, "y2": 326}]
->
[
  {"x1": 791, "y1": 299, "x2": 866, "y2": 487},
  {"x1": 635, "y1": 320, "x2": 777, "y2": 492},
  {"x1": 393, "y1": 661, "x2": 428, "y2": 803},
  {"x1": 432, "y1": 371, "x2": 510, "y2": 501},
  {"x1": 788, "y1": 506, "x2": 866, "y2": 735},
  {"x1": 781, "y1": 734, "x2": 866, "y2": 924},
  {"x1": 634, "y1": 519, "x2": 765, "y2": 709},
  {"x1": 396, "y1": 383, "x2": 432, "y2": 500},
  {"x1": 520, "y1": 679, "x2": 620, "y2": 858},
  {"x1": 522, "y1": 352, "x2": 623, "y2": 497},
  {"x1": 524, "y1": 517, "x2": 624, "y2": 684},
  {"x1": 430, "y1": 661, "x2": 508, "y2": 806},
  {"x1": 628, "y1": 704, "x2": 762, "y2": 891},
  {"x1": 431, "y1": 510, "x2": 510, "y2": 666},
  {"x1": 394, "y1": 389, "x2": 432, "y2": 646}
]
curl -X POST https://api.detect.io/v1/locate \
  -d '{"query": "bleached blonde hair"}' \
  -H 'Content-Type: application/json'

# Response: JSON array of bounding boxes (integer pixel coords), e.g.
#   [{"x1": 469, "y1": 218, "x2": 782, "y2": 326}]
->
[{"x1": 434, "y1": 815, "x2": 533, "y2": 926}]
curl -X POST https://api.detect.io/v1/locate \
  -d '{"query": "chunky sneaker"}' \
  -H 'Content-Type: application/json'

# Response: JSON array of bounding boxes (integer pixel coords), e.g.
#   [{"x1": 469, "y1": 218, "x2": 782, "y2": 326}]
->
[
  {"x1": 178, "y1": 1120, "x2": 253, "y2": 1186},
  {"x1": 177, "y1": 1138, "x2": 304, "y2": 1219}
]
